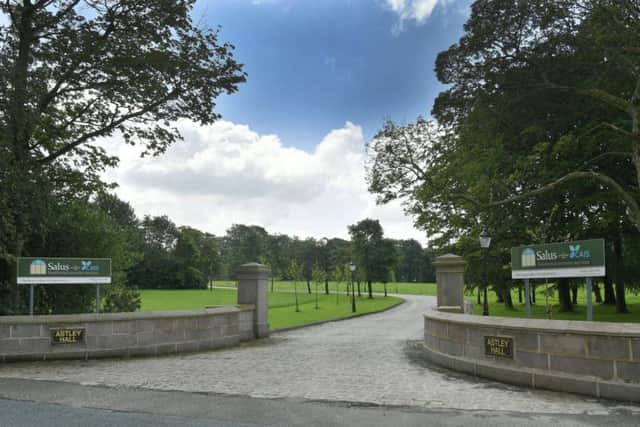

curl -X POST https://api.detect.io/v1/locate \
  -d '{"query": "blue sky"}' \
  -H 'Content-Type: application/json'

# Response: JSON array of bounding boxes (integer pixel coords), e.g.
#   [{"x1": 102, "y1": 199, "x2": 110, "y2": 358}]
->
[
  {"x1": 196, "y1": 0, "x2": 471, "y2": 149},
  {"x1": 104, "y1": 0, "x2": 473, "y2": 243}
]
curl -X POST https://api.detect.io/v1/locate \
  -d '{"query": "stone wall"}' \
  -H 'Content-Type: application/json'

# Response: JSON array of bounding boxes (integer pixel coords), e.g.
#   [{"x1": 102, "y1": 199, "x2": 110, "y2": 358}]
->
[
  {"x1": 423, "y1": 310, "x2": 640, "y2": 402},
  {"x1": 1, "y1": 262, "x2": 270, "y2": 362},
  {"x1": 0, "y1": 306, "x2": 255, "y2": 362}
]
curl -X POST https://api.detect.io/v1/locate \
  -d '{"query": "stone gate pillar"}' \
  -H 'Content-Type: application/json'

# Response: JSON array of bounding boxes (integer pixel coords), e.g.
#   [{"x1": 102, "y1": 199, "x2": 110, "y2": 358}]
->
[
  {"x1": 237, "y1": 262, "x2": 270, "y2": 338},
  {"x1": 433, "y1": 254, "x2": 466, "y2": 313}
]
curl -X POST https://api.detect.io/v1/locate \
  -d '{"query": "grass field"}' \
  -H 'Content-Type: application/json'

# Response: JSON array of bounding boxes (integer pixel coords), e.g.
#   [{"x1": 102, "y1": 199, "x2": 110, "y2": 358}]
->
[
  {"x1": 211, "y1": 279, "x2": 437, "y2": 296},
  {"x1": 139, "y1": 288, "x2": 403, "y2": 330},
  {"x1": 470, "y1": 285, "x2": 640, "y2": 323}
]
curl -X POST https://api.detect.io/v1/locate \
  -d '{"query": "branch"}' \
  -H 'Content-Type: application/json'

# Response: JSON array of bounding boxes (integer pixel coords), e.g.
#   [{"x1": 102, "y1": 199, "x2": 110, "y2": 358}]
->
[
  {"x1": 490, "y1": 171, "x2": 637, "y2": 211},
  {"x1": 578, "y1": 151, "x2": 632, "y2": 170},
  {"x1": 36, "y1": 15, "x2": 117, "y2": 114},
  {"x1": 633, "y1": 74, "x2": 640, "y2": 106},
  {"x1": 39, "y1": 92, "x2": 176, "y2": 163},
  {"x1": 592, "y1": 122, "x2": 638, "y2": 139},
  {"x1": 548, "y1": 83, "x2": 632, "y2": 115}
]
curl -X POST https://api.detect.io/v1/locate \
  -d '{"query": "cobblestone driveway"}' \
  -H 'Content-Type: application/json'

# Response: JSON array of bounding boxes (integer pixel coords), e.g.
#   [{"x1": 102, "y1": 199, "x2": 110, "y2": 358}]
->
[{"x1": 1, "y1": 295, "x2": 638, "y2": 415}]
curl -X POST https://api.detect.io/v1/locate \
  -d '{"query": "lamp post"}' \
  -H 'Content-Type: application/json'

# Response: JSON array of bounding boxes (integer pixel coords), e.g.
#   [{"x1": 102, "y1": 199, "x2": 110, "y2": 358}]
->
[
  {"x1": 479, "y1": 229, "x2": 491, "y2": 316},
  {"x1": 350, "y1": 261, "x2": 357, "y2": 313}
]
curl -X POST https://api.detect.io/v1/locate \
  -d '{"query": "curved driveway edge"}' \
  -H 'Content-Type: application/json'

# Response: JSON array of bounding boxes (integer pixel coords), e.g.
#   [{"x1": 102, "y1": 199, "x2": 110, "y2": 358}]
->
[{"x1": 273, "y1": 297, "x2": 405, "y2": 333}]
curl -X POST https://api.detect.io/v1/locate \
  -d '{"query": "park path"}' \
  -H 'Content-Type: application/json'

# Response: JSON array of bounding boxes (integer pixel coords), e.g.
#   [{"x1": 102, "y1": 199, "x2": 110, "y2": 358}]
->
[{"x1": 0, "y1": 295, "x2": 638, "y2": 415}]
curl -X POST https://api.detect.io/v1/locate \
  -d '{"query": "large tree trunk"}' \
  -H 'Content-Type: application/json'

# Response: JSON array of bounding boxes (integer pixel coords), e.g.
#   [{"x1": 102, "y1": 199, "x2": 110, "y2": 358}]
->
[
  {"x1": 306, "y1": 279, "x2": 311, "y2": 294},
  {"x1": 4, "y1": 4, "x2": 36, "y2": 315},
  {"x1": 495, "y1": 289, "x2": 504, "y2": 303},
  {"x1": 571, "y1": 285, "x2": 578, "y2": 305},
  {"x1": 325, "y1": 278, "x2": 329, "y2": 295},
  {"x1": 558, "y1": 279, "x2": 573, "y2": 312},
  {"x1": 367, "y1": 280, "x2": 373, "y2": 298},
  {"x1": 615, "y1": 281, "x2": 628, "y2": 314},
  {"x1": 477, "y1": 287, "x2": 481, "y2": 304},
  {"x1": 593, "y1": 283, "x2": 603, "y2": 303},
  {"x1": 503, "y1": 287, "x2": 513, "y2": 309},
  {"x1": 613, "y1": 236, "x2": 628, "y2": 313},
  {"x1": 603, "y1": 276, "x2": 616, "y2": 305},
  {"x1": 518, "y1": 287, "x2": 522, "y2": 304},
  {"x1": 531, "y1": 285, "x2": 536, "y2": 304},
  {"x1": 357, "y1": 280, "x2": 361, "y2": 296}
]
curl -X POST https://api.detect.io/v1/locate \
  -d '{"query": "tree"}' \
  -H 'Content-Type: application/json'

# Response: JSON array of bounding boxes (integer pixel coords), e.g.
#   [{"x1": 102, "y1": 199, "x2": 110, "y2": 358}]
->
[
  {"x1": 0, "y1": 0, "x2": 245, "y2": 312},
  {"x1": 348, "y1": 218, "x2": 387, "y2": 298},
  {"x1": 331, "y1": 263, "x2": 348, "y2": 304},
  {"x1": 265, "y1": 234, "x2": 291, "y2": 292},
  {"x1": 379, "y1": 239, "x2": 398, "y2": 297},
  {"x1": 432, "y1": 0, "x2": 639, "y2": 312},
  {"x1": 311, "y1": 263, "x2": 325, "y2": 310},
  {"x1": 299, "y1": 238, "x2": 317, "y2": 294},
  {"x1": 367, "y1": 1, "x2": 640, "y2": 313},
  {"x1": 287, "y1": 259, "x2": 302, "y2": 312},
  {"x1": 11, "y1": 199, "x2": 140, "y2": 314},
  {"x1": 394, "y1": 239, "x2": 426, "y2": 282},
  {"x1": 174, "y1": 228, "x2": 204, "y2": 289},
  {"x1": 223, "y1": 225, "x2": 268, "y2": 277},
  {"x1": 127, "y1": 215, "x2": 179, "y2": 289},
  {"x1": 433, "y1": 0, "x2": 640, "y2": 229}
]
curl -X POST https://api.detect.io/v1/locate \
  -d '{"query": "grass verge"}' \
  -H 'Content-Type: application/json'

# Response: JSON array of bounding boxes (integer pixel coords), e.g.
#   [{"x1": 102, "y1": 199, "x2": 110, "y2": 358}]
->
[
  {"x1": 470, "y1": 285, "x2": 640, "y2": 323},
  {"x1": 212, "y1": 280, "x2": 437, "y2": 296},
  {"x1": 139, "y1": 288, "x2": 403, "y2": 330}
]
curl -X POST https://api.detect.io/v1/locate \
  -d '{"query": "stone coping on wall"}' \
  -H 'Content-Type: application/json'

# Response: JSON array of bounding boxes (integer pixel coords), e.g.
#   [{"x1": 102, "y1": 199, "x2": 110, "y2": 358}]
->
[
  {"x1": 428, "y1": 309, "x2": 640, "y2": 337},
  {"x1": 0, "y1": 306, "x2": 257, "y2": 362},
  {"x1": 0, "y1": 305, "x2": 255, "y2": 325},
  {"x1": 423, "y1": 309, "x2": 640, "y2": 403},
  {"x1": 419, "y1": 341, "x2": 640, "y2": 403}
]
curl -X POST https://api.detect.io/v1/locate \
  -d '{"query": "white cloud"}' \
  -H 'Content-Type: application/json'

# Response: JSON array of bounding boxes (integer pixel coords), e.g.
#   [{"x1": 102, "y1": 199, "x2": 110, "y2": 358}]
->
[
  {"x1": 324, "y1": 56, "x2": 336, "y2": 73},
  {"x1": 100, "y1": 120, "x2": 427, "y2": 245},
  {"x1": 384, "y1": 0, "x2": 459, "y2": 33},
  {"x1": 0, "y1": 10, "x2": 9, "y2": 27}
]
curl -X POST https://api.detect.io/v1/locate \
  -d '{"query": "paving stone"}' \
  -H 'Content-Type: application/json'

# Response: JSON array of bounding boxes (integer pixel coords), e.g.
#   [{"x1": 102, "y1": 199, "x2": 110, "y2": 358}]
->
[
  {"x1": 534, "y1": 372, "x2": 598, "y2": 397},
  {"x1": 588, "y1": 336, "x2": 630, "y2": 361},
  {"x1": 515, "y1": 350, "x2": 548, "y2": 370},
  {"x1": 632, "y1": 339, "x2": 640, "y2": 362},
  {"x1": 616, "y1": 361, "x2": 640, "y2": 383},
  {"x1": 541, "y1": 334, "x2": 586, "y2": 357},
  {"x1": 550, "y1": 354, "x2": 614, "y2": 379},
  {"x1": 11, "y1": 324, "x2": 42, "y2": 338}
]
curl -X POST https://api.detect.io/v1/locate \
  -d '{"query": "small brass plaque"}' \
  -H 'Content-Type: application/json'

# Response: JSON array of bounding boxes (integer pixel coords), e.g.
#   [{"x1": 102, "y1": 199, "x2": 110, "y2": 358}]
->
[
  {"x1": 51, "y1": 328, "x2": 85, "y2": 345},
  {"x1": 484, "y1": 336, "x2": 513, "y2": 358}
]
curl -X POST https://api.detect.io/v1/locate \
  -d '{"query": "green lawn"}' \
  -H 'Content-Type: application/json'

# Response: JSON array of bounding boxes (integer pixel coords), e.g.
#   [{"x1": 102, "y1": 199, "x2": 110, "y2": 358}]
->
[
  {"x1": 470, "y1": 285, "x2": 640, "y2": 323},
  {"x1": 211, "y1": 279, "x2": 437, "y2": 296},
  {"x1": 139, "y1": 288, "x2": 403, "y2": 330}
]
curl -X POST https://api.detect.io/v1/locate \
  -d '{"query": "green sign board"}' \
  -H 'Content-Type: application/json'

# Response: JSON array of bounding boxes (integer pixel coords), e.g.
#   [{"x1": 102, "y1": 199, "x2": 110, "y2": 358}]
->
[
  {"x1": 17, "y1": 257, "x2": 111, "y2": 284},
  {"x1": 511, "y1": 239, "x2": 605, "y2": 279}
]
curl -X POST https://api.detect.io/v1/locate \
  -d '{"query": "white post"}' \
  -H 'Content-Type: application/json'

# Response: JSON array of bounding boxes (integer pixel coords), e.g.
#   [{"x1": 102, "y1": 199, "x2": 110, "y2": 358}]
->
[
  {"x1": 586, "y1": 277, "x2": 593, "y2": 321},
  {"x1": 96, "y1": 284, "x2": 100, "y2": 313},
  {"x1": 29, "y1": 284, "x2": 34, "y2": 316},
  {"x1": 524, "y1": 279, "x2": 531, "y2": 319}
]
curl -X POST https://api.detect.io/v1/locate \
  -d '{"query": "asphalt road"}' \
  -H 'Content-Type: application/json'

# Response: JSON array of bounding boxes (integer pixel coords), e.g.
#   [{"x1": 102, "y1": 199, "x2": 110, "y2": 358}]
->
[{"x1": 1, "y1": 378, "x2": 639, "y2": 427}]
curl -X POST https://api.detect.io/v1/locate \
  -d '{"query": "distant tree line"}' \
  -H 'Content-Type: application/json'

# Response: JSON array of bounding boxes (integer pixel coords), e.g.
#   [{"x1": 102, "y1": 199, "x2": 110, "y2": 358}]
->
[{"x1": 0, "y1": 190, "x2": 435, "y2": 315}]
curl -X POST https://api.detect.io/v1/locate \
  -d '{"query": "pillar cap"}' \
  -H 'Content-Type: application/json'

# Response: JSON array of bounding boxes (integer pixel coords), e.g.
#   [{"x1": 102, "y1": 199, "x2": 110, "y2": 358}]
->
[
  {"x1": 237, "y1": 262, "x2": 271, "y2": 277},
  {"x1": 433, "y1": 254, "x2": 466, "y2": 267}
]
